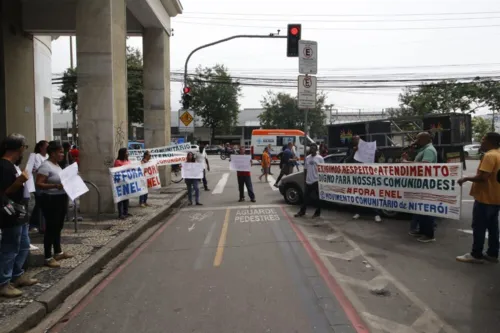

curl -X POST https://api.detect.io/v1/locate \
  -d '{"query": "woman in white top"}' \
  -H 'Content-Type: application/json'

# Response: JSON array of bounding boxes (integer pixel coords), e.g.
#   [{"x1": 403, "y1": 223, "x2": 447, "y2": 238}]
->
[{"x1": 29, "y1": 140, "x2": 49, "y2": 233}]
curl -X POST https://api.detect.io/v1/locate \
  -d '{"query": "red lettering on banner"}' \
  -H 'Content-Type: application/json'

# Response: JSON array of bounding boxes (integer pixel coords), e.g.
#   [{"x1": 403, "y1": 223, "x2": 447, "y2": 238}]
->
[
  {"x1": 379, "y1": 190, "x2": 402, "y2": 199},
  {"x1": 351, "y1": 188, "x2": 376, "y2": 196},
  {"x1": 143, "y1": 165, "x2": 158, "y2": 176},
  {"x1": 441, "y1": 165, "x2": 449, "y2": 177},
  {"x1": 147, "y1": 176, "x2": 160, "y2": 188}
]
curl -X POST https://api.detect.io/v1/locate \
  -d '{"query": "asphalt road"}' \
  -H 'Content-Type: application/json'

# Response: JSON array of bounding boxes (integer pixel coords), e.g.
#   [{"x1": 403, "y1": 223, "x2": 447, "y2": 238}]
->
[{"x1": 46, "y1": 157, "x2": 499, "y2": 333}]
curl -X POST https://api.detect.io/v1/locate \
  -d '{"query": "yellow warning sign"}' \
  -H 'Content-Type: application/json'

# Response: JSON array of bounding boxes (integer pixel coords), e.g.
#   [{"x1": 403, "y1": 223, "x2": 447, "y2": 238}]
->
[{"x1": 179, "y1": 111, "x2": 194, "y2": 127}]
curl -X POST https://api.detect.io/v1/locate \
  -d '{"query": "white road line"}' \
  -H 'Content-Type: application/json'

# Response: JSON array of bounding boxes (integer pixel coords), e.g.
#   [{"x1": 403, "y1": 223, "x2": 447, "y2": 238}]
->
[
  {"x1": 298, "y1": 224, "x2": 459, "y2": 333},
  {"x1": 267, "y1": 175, "x2": 279, "y2": 191},
  {"x1": 180, "y1": 204, "x2": 283, "y2": 212},
  {"x1": 458, "y1": 229, "x2": 500, "y2": 241},
  {"x1": 317, "y1": 248, "x2": 361, "y2": 261},
  {"x1": 193, "y1": 221, "x2": 217, "y2": 270},
  {"x1": 212, "y1": 173, "x2": 229, "y2": 194}
]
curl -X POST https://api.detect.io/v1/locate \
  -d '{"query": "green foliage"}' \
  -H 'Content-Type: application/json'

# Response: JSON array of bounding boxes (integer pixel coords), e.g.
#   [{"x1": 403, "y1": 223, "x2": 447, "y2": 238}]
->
[
  {"x1": 187, "y1": 64, "x2": 241, "y2": 140},
  {"x1": 258, "y1": 91, "x2": 329, "y2": 138},
  {"x1": 393, "y1": 78, "x2": 500, "y2": 117},
  {"x1": 126, "y1": 46, "x2": 144, "y2": 124},
  {"x1": 472, "y1": 116, "x2": 491, "y2": 142},
  {"x1": 56, "y1": 68, "x2": 77, "y2": 114}
]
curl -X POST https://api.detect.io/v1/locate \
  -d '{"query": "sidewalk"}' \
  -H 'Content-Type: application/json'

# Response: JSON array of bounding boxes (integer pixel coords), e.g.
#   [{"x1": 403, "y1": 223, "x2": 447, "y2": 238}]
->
[{"x1": 0, "y1": 185, "x2": 186, "y2": 333}]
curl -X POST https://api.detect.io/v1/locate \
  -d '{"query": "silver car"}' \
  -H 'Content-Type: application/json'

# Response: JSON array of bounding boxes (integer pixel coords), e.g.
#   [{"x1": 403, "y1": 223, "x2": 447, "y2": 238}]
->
[{"x1": 278, "y1": 153, "x2": 400, "y2": 218}]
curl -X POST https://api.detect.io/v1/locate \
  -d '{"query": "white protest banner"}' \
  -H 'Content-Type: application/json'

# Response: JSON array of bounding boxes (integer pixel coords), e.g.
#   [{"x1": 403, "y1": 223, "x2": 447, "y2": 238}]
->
[
  {"x1": 129, "y1": 151, "x2": 187, "y2": 166},
  {"x1": 318, "y1": 163, "x2": 462, "y2": 220},
  {"x1": 354, "y1": 139, "x2": 377, "y2": 164},
  {"x1": 181, "y1": 162, "x2": 204, "y2": 179},
  {"x1": 142, "y1": 161, "x2": 162, "y2": 189},
  {"x1": 60, "y1": 163, "x2": 89, "y2": 201},
  {"x1": 128, "y1": 143, "x2": 192, "y2": 162},
  {"x1": 109, "y1": 163, "x2": 148, "y2": 203},
  {"x1": 24, "y1": 153, "x2": 36, "y2": 194},
  {"x1": 229, "y1": 155, "x2": 251, "y2": 172}
]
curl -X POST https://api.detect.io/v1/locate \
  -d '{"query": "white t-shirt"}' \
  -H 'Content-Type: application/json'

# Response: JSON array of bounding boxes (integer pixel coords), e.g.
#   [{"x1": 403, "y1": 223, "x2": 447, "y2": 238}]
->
[
  {"x1": 305, "y1": 154, "x2": 324, "y2": 185},
  {"x1": 195, "y1": 150, "x2": 207, "y2": 170},
  {"x1": 33, "y1": 153, "x2": 48, "y2": 171},
  {"x1": 14, "y1": 165, "x2": 30, "y2": 199}
]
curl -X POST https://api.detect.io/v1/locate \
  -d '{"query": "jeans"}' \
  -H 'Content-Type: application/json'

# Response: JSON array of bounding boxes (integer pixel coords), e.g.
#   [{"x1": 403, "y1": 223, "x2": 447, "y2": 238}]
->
[
  {"x1": 412, "y1": 214, "x2": 435, "y2": 238},
  {"x1": 0, "y1": 224, "x2": 30, "y2": 286},
  {"x1": 185, "y1": 179, "x2": 200, "y2": 204},
  {"x1": 139, "y1": 194, "x2": 148, "y2": 204},
  {"x1": 237, "y1": 176, "x2": 255, "y2": 200},
  {"x1": 202, "y1": 170, "x2": 208, "y2": 189},
  {"x1": 299, "y1": 182, "x2": 321, "y2": 215},
  {"x1": 40, "y1": 194, "x2": 68, "y2": 259},
  {"x1": 117, "y1": 199, "x2": 130, "y2": 217},
  {"x1": 275, "y1": 164, "x2": 293, "y2": 184},
  {"x1": 471, "y1": 201, "x2": 500, "y2": 259}
]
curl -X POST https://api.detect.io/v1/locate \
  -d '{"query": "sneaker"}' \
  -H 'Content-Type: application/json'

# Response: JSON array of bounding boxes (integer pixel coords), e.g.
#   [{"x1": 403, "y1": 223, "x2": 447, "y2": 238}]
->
[
  {"x1": 483, "y1": 254, "x2": 499, "y2": 263},
  {"x1": 140, "y1": 204, "x2": 146, "y2": 208},
  {"x1": 294, "y1": 212, "x2": 305, "y2": 218},
  {"x1": 126, "y1": 213, "x2": 133, "y2": 217},
  {"x1": 408, "y1": 231, "x2": 421, "y2": 237},
  {"x1": 195, "y1": 202, "x2": 203, "y2": 206},
  {"x1": 0, "y1": 284, "x2": 23, "y2": 298},
  {"x1": 374, "y1": 215, "x2": 382, "y2": 223},
  {"x1": 45, "y1": 258, "x2": 61, "y2": 268},
  {"x1": 312, "y1": 213, "x2": 320, "y2": 219},
  {"x1": 188, "y1": 202, "x2": 193, "y2": 206},
  {"x1": 118, "y1": 215, "x2": 126, "y2": 220},
  {"x1": 250, "y1": 199, "x2": 256, "y2": 203},
  {"x1": 54, "y1": 252, "x2": 74, "y2": 261},
  {"x1": 238, "y1": 198, "x2": 245, "y2": 202},
  {"x1": 29, "y1": 228, "x2": 39, "y2": 234},
  {"x1": 417, "y1": 236, "x2": 436, "y2": 243},
  {"x1": 456, "y1": 253, "x2": 484, "y2": 264},
  {"x1": 204, "y1": 188, "x2": 210, "y2": 191},
  {"x1": 273, "y1": 184, "x2": 279, "y2": 188},
  {"x1": 353, "y1": 214, "x2": 360, "y2": 220},
  {"x1": 29, "y1": 244, "x2": 39, "y2": 251},
  {"x1": 12, "y1": 274, "x2": 38, "y2": 288}
]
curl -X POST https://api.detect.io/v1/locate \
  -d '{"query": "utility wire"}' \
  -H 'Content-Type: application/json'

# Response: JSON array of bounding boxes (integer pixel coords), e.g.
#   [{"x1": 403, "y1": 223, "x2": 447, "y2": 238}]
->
[{"x1": 184, "y1": 11, "x2": 500, "y2": 17}]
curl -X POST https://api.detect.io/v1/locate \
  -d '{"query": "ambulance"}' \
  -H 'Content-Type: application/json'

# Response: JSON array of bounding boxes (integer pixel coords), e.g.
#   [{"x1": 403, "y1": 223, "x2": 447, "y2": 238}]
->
[{"x1": 250, "y1": 129, "x2": 316, "y2": 161}]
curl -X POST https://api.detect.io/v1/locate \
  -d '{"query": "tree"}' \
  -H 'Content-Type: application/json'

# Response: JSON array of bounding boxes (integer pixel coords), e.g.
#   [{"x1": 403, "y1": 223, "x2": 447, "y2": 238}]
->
[
  {"x1": 55, "y1": 68, "x2": 78, "y2": 143},
  {"x1": 472, "y1": 116, "x2": 491, "y2": 142},
  {"x1": 126, "y1": 46, "x2": 144, "y2": 124},
  {"x1": 187, "y1": 64, "x2": 241, "y2": 141},
  {"x1": 258, "y1": 91, "x2": 329, "y2": 138}
]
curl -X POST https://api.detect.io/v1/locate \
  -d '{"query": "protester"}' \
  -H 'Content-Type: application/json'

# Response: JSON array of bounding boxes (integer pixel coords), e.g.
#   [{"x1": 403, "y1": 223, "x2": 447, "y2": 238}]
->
[
  {"x1": 402, "y1": 132, "x2": 438, "y2": 243},
  {"x1": 30, "y1": 140, "x2": 49, "y2": 233},
  {"x1": 184, "y1": 152, "x2": 202, "y2": 206},
  {"x1": 259, "y1": 146, "x2": 271, "y2": 182},
  {"x1": 292, "y1": 144, "x2": 300, "y2": 172},
  {"x1": 36, "y1": 141, "x2": 74, "y2": 268},
  {"x1": 114, "y1": 148, "x2": 132, "y2": 219},
  {"x1": 456, "y1": 132, "x2": 500, "y2": 264},
  {"x1": 69, "y1": 145, "x2": 80, "y2": 164},
  {"x1": 237, "y1": 147, "x2": 256, "y2": 202},
  {"x1": 58, "y1": 142, "x2": 74, "y2": 169},
  {"x1": 197, "y1": 143, "x2": 210, "y2": 191},
  {"x1": 294, "y1": 145, "x2": 324, "y2": 219},
  {"x1": 224, "y1": 142, "x2": 232, "y2": 162},
  {"x1": 273, "y1": 142, "x2": 296, "y2": 188},
  {"x1": 345, "y1": 135, "x2": 382, "y2": 223},
  {"x1": 0, "y1": 134, "x2": 38, "y2": 297},
  {"x1": 14, "y1": 158, "x2": 38, "y2": 251},
  {"x1": 267, "y1": 144, "x2": 275, "y2": 175},
  {"x1": 139, "y1": 151, "x2": 151, "y2": 208}
]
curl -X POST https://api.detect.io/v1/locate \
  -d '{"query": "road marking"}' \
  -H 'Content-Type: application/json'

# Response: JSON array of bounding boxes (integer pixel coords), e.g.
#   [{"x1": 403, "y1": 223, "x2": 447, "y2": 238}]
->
[
  {"x1": 267, "y1": 175, "x2": 279, "y2": 191},
  {"x1": 180, "y1": 204, "x2": 283, "y2": 212},
  {"x1": 318, "y1": 248, "x2": 361, "y2": 261},
  {"x1": 212, "y1": 173, "x2": 229, "y2": 194},
  {"x1": 305, "y1": 232, "x2": 341, "y2": 242},
  {"x1": 193, "y1": 221, "x2": 217, "y2": 270},
  {"x1": 458, "y1": 229, "x2": 500, "y2": 241},
  {"x1": 188, "y1": 211, "x2": 213, "y2": 222},
  {"x1": 188, "y1": 223, "x2": 195, "y2": 232},
  {"x1": 213, "y1": 208, "x2": 230, "y2": 267}
]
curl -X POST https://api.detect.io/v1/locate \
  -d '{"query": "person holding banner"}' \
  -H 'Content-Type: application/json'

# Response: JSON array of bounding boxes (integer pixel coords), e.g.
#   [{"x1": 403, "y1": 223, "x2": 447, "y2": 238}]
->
[
  {"x1": 184, "y1": 152, "x2": 202, "y2": 206},
  {"x1": 456, "y1": 132, "x2": 500, "y2": 264},
  {"x1": 237, "y1": 147, "x2": 256, "y2": 202},
  {"x1": 294, "y1": 145, "x2": 323, "y2": 219},
  {"x1": 114, "y1": 148, "x2": 132, "y2": 219},
  {"x1": 139, "y1": 151, "x2": 151, "y2": 207}
]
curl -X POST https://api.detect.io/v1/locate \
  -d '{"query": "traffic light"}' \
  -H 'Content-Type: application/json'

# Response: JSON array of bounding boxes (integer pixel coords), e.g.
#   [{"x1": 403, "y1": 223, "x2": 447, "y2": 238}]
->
[
  {"x1": 182, "y1": 86, "x2": 192, "y2": 109},
  {"x1": 287, "y1": 24, "x2": 301, "y2": 57}
]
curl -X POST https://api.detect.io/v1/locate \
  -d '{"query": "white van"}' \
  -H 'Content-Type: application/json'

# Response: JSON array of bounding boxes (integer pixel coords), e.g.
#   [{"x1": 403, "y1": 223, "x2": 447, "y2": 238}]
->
[{"x1": 250, "y1": 129, "x2": 316, "y2": 162}]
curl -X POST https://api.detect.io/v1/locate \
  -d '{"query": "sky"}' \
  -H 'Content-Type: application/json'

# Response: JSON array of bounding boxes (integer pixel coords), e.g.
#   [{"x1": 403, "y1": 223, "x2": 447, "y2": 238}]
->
[{"x1": 51, "y1": 0, "x2": 500, "y2": 114}]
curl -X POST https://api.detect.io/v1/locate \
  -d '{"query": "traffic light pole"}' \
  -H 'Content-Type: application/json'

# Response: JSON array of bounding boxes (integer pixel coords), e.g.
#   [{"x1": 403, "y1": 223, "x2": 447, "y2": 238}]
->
[{"x1": 183, "y1": 34, "x2": 287, "y2": 87}]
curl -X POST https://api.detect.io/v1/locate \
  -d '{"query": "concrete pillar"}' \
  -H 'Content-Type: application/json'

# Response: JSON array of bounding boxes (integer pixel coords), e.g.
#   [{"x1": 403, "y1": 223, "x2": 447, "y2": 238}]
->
[
  {"x1": 143, "y1": 28, "x2": 171, "y2": 185},
  {"x1": 0, "y1": 0, "x2": 36, "y2": 156},
  {"x1": 76, "y1": 0, "x2": 128, "y2": 213}
]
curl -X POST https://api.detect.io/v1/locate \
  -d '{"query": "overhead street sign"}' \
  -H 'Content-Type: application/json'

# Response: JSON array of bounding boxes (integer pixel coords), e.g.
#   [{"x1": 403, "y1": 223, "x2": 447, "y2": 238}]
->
[
  {"x1": 179, "y1": 110, "x2": 194, "y2": 132},
  {"x1": 298, "y1": 75, "x2": 317, "y2": 109},
  {"x1": 298, "y1": 40, "x2": 318, "y2": 75}
]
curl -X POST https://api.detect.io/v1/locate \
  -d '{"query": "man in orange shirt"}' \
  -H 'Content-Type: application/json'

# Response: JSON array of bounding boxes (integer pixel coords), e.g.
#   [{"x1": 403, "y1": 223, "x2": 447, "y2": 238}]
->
[
  {"x1": 457, "y1": 132, "x2": 500, "y2": 264},
  {"x1": 259, "y1": 146, "x2": 270, "y2": 182}
]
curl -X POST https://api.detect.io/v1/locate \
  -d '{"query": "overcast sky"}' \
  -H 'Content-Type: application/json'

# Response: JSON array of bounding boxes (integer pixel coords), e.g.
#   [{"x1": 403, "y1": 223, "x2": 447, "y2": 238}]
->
[{"x1": 51, "y1": 0, "x2": 500, "y2": 114}]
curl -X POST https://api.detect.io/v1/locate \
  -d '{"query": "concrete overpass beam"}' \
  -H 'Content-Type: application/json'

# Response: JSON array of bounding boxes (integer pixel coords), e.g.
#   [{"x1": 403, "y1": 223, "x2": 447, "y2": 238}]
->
[
  {"x1": 143, "y1": 28, "x2": 171, "y2": 185},
  {"x1": 76, "y1": 0, "x2": 128, "y2": 214}
]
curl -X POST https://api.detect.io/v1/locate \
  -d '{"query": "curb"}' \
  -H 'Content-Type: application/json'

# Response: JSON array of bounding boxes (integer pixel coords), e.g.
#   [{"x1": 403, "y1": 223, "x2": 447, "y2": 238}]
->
[{"x1": 1, "y1": 190, "x2": 187, "y2": 333}]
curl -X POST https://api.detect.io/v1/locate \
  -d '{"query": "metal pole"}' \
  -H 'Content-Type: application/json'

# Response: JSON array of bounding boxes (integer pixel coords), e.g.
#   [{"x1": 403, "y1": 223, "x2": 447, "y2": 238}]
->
[
  {"x1": 492, "y1": 111, "x2": 495, "y2": 132},
  {"x1": 69, "y1": 36, "x2": 74, "y2": 69}
]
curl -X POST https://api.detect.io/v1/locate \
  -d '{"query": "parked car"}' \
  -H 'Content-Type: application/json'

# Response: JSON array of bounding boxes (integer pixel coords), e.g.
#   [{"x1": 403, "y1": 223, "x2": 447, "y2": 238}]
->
[
  {"x1": 278, "y1": 153, "x2": 400, "y2": 218},
  {"x1": 464, "y1": 144, "x2": 481, "y2": 157},
  {"x1": 205, "y1": 145, "x2": 223, "y2": 155}
]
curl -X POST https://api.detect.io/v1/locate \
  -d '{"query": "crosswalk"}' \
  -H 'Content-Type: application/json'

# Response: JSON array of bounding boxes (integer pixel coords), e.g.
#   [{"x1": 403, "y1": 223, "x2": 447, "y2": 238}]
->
[{"x1": 210, "y1": 172, "x2": 280, "y2": 195}]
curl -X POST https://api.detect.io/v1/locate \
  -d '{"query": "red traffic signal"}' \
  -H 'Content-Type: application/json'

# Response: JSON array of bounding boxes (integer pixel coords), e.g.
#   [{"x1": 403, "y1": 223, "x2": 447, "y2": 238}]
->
[
  {"x1": 183, "y1": 87, "x2": 191, "y2": 94},
  {"x1": 290, "y1": 27, "x2": 300, "y2": 36},
  {"x1": 287, "y1": 24, "x2": 302, "y2": 57}
]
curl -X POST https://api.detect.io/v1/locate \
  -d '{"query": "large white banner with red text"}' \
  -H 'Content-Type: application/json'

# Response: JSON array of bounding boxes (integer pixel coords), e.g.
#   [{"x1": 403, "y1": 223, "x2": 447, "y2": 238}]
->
[{"x1": 318, "y1": 163, "x2": 462, "y2": 220}]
